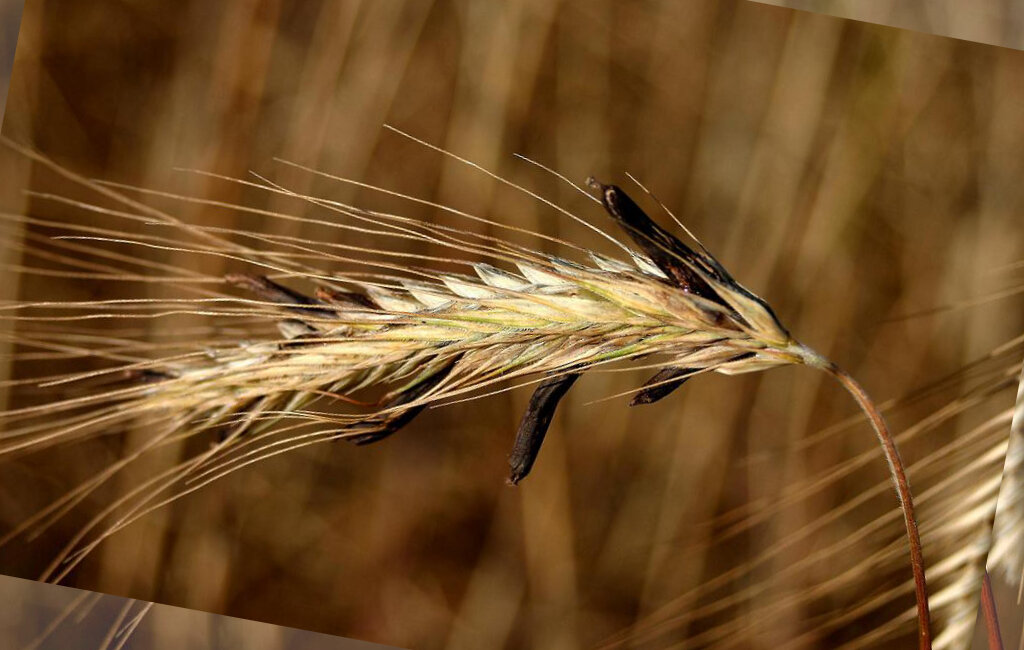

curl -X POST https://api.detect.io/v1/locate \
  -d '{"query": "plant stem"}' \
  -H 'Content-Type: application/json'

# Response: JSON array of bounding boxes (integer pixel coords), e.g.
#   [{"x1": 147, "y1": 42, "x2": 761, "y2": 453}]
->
[
  {"x1": 981, "y1": 570, "x2": 1004, "y2": 650},
  {"x1": 821, "y1": 361, "x2": 932, "y2": 649}
]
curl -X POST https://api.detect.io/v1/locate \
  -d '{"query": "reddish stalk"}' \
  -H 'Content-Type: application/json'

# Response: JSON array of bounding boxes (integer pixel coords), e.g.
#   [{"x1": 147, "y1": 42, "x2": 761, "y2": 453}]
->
[
  {"x1": 810, "y1": 358, "x2": 931, "y2": 648},
  {"x1": 981, "y1": 570, "x2": 1004, "y2": 650}
]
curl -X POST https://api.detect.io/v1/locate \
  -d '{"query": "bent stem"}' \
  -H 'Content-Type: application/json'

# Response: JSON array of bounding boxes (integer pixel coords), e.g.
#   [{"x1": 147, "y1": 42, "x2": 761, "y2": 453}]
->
[{"x1": 799, "y1": 346, "x2": 932, "y2": 649}]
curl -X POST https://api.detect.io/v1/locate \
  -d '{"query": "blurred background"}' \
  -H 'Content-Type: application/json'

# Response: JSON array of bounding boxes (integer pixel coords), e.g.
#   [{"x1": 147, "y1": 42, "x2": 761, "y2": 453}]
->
[
  {"x1": 0, "y1": 574, "x2": 394, "y2": 649},
  {"x1": 0, "y1": 0, "x2": 21, "y2": 126},
  {"x1": 1, "y1": 0, "x2": 1024, "y2": 648},
  {"x1": 753, "y1": 0, "x2": 1024, "y2": 50}
]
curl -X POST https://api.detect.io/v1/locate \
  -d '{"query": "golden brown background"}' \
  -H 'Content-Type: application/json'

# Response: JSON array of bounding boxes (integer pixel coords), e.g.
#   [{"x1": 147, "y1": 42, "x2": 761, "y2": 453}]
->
[{"x1": 2, "y1": 0, "x2": 1023, "y2": 648}]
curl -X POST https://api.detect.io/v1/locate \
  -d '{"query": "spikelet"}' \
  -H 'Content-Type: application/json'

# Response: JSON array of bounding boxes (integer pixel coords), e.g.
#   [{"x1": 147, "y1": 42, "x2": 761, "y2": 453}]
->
[{"x1": 0, "y1": 137, "x2": 933, "y2": 645}]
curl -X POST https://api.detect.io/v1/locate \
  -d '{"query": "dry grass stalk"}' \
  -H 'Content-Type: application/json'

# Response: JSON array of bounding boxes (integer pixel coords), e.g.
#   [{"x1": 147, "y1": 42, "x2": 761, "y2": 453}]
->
[
  {"x1": 987, "y1": 364, "x2": 1024, "y2": 585},
  {"x1": 981, "y1": 359, "x2": 1024, "y2": 647},
  {"x1": 0, "y1": 134, "x2": 932, "y2": 645}
]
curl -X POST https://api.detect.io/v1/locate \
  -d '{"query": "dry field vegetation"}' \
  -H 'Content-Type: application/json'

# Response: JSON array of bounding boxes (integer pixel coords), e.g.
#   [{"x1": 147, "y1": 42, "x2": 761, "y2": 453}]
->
[{"x1": 1, "y1": 1, "x2": 1024, "y2": 648}]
